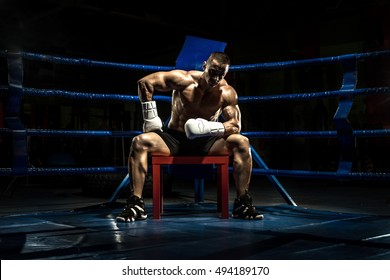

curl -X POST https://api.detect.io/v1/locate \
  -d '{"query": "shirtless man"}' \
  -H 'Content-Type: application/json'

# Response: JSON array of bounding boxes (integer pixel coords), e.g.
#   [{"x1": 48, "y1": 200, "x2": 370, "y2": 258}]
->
[{"x1": 116, "y1": 52, "x2": 263, "y2": 222}]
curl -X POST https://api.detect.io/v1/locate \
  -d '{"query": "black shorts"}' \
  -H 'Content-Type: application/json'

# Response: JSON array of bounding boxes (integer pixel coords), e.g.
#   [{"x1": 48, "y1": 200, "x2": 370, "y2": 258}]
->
[{"x1": 153, "y1": 128, "x2": 218, "y2": 156}]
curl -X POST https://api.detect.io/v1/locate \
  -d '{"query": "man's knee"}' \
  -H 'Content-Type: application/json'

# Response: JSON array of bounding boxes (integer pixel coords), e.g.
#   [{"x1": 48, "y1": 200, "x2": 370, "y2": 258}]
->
[
  {"x1": 236, "y1": 135, "x2": 250, "y2": 151},
  {"x1": 131, "y1": 134, "x2": 149, "y2": 151},
  {"x1": 226, "y1": 134, "x2": 250, "y2": 152}
]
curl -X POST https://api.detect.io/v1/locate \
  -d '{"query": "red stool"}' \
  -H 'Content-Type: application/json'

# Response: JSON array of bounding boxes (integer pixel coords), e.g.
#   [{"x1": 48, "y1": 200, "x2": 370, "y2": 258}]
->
[{"x1": 151, "y1": 156, "x2": 230, "y2": 219}]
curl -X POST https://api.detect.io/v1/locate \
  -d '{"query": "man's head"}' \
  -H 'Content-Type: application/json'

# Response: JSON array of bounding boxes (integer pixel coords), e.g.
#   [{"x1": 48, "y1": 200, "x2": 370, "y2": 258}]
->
[{"x1": 203, "y1": 52, "x2": 230, "y2": 87}]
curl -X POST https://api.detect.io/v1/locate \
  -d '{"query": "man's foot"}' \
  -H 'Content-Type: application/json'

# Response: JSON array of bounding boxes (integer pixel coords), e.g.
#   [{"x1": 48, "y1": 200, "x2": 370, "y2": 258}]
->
[
  {"x1": 116, "y1": 195, "x2": 147, "y2": 222},
  {"x1": 232, "y1": 192, "x2": 264, "y2": 220}
]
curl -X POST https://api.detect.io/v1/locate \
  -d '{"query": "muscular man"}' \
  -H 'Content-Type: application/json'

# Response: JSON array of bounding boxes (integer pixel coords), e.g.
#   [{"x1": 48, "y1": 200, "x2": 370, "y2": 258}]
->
[{"x1": 116, "y1": 52, "x2": 263, "y2": 222}]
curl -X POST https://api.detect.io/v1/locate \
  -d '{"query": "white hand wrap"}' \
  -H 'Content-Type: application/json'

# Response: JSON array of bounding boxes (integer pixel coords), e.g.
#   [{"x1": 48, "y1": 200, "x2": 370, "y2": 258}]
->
[
  {"x1": 184, "y1": 118, "x2": 225, "y2": 139},
  {"x1": 141, "y1": 101, "x2": 163, "y2": 132}
]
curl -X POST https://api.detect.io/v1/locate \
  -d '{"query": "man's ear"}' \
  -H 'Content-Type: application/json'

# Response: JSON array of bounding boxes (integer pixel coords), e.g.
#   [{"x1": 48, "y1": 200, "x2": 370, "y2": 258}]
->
[{"x1": 202, "y1": 61, "x2": 207, "y2": 70}]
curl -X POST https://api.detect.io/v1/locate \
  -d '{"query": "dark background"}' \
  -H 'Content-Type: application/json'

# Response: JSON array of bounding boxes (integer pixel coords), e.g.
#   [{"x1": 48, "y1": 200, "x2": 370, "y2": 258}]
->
[
  {"x1": 1, "y1": 0, "x2": 389, "y2": 63},
  {"x1": 1, "y1": 0, "x2": 390, "y2": 175}
]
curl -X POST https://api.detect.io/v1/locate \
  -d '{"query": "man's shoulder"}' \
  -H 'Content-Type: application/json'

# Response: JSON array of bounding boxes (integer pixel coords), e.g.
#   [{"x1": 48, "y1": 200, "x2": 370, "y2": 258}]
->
[
  {"x1": 220, "y1": 84, "x2": 238, "y2": 103},
  {"x1": 220, "y1": 83, "x2": 236, "y2": 93},
  {"x1": 169, "y1": 69, "x2": 199, "y2": 79},
  {"x1": 187, "y1": 70, "x2": 202, "y2": 77}
]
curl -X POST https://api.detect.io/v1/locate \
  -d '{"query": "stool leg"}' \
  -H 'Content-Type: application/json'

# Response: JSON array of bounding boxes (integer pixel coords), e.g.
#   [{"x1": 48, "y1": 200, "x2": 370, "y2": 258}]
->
[
  {"x1": 217, "y1": 167, "x2": 222, "y2": 212},
  {"x1": 219, "y1": 163, "x2": 229, "y2": 219},
  {"x1": 160, "y1": 167, "x2": 164, "y2": 214},
  {"x1": 152, "y1": 163, "x2": 161, "y2": 219}
]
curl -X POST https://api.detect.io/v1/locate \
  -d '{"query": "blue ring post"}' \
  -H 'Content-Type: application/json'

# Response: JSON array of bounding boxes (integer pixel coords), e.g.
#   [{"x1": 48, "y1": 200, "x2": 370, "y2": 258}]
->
[
  {"x1": 333, "y1": 59, "x2": 357, "y2": 174},
  {"x1": 5, "y1": 51, "x2": 28, "y2": 176}
]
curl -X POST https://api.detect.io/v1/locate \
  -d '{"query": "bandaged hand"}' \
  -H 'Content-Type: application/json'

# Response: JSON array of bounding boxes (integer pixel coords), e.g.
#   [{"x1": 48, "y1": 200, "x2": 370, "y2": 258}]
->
[
  {"x1": 184, "y1": 118, "x2": 225, "y2": 139},
  {"x1": 141, "y1": 101, "x2": 163, "y2": 132}
]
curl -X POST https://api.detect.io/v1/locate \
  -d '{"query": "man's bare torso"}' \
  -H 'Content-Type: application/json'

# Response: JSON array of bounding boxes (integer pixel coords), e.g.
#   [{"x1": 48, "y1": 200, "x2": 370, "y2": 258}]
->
[{"x1": 167, "y1": 71, "x2": 227, "y2": 132}]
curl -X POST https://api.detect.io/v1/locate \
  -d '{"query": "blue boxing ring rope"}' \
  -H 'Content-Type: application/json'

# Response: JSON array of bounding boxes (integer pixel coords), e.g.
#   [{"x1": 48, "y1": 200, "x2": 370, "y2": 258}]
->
[{"x1": 1, "y1": 46, "x2": 390, "y2": 208}]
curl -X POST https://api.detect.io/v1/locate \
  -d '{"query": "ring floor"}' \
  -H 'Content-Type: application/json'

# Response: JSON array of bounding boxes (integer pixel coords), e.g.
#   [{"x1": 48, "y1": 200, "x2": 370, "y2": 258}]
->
[{"x1": 0, "y1": 175, "x2": 389, "y2": 260}]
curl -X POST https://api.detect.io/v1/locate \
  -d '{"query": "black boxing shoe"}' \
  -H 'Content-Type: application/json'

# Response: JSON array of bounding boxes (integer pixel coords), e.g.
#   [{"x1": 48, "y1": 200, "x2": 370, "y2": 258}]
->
[
  {"x1": 116, "y1": 195, "x2": 147, "y2": 222},
  {"x1": 232, "y1": 191, "x2": 264, "y2": 220}
]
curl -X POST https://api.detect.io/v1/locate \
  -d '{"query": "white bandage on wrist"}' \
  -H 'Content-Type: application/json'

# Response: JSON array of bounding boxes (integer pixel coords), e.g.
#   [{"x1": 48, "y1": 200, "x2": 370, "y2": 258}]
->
[{"x1": 142, "y1": 101, "x2": 158, "y2": 120}]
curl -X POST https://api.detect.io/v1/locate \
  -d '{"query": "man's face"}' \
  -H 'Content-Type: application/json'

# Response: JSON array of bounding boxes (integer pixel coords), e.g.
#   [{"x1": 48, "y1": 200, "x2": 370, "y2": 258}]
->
[{"x1": 204, "y1": 59, "x2": 229, "y2": 87}]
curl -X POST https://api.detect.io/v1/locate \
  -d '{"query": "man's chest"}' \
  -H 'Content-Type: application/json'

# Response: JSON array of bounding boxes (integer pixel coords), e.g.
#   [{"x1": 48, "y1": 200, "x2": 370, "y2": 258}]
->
[{"x1": 178, "y1": 87, "x2": 222, "y2": 108}]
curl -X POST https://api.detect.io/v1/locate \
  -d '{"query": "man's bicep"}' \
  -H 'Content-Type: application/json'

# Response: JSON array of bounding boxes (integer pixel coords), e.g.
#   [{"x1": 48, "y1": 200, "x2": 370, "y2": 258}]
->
[
  {"x1": 222, "y1": 105, "x2": 241, "y2": 126},
  {"x1": 222, "y1": 101, "x2": 240, "y2": 118},
  {"x1": 148, "y1": 72, "x2": 173, "y2": 92}
]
